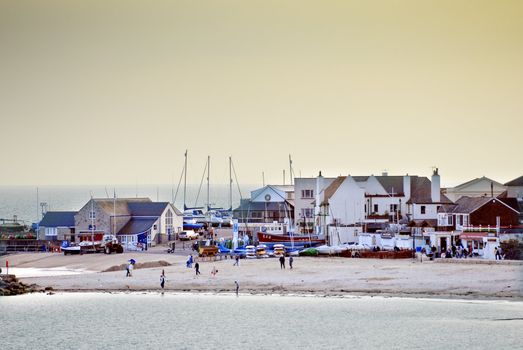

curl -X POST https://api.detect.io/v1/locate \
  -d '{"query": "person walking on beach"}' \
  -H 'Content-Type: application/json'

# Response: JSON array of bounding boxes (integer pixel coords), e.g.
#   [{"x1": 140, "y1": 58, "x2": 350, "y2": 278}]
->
[
  {"x1": 279, "y1": 255, "x2": 285, "y2": 269},
  {"x1": 289, "y1": 256, "x2": 293, "y2": 269},
  {"x1": 195, "y1": 262, "x2": 201, "y2": 275},
  {"x1": 233, "y1": 255, "x2": 240, "y2": 266},
  {"x1": 234, "y1": 281, "x2": 239, "y2": 297},
  {"x1": 126, "y1": 263, "x2": 133, "y2": 277},
  {"x1": 160, "y1": 273, "x2": 165, "y2": 289},
  {"x1": 211, "y1": 266, "x2": 218, "y2": 277}
]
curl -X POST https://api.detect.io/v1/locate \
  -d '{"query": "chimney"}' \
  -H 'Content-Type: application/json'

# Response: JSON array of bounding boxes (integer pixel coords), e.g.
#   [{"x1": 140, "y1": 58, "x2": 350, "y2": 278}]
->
[
  {"x1": 431, "y1": 168, "x2": 441, "y2": 203},
  {"x1": 403, "y1": 174, "x2": 411, "y2": 201}
]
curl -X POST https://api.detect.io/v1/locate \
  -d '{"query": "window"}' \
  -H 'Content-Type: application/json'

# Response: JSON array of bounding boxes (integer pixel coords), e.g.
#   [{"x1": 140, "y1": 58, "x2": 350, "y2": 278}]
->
[
  {"x1": 448, "y1": 215, "x2": 453, "y2": 225},
  {"x1": 166, "y1": 210, "x2": 173, "y2": 226},
  {"x1": 89, "y1": 211, "x2": 96, "y2": 219},
  {"x1": 301, "y1": 189, "x2": 314, "y2": 198},
  {"x1": 45, "y1": 227, "x2": 57, "y2": 236},
  {"x1": 301, "y1": 208, "x2": 313, "y2": 218},
  {"x1": 420, "y1": 206, "x2": 426, "y2": 214},
  {"x1": 390, "y1": 204, "x2": 398, "y2": 212},
  {"x1": 166, "y1": 209, "x2": 173, "y2": 235},
  {"x1": 373, "y1": 204, "x2": 378, "y2": 213}
]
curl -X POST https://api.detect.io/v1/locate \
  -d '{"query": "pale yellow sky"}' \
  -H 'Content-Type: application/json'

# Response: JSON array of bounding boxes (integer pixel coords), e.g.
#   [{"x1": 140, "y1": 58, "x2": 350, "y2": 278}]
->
[{"x1": 0, "y1": 0, "x2": 521, "y2": 187}]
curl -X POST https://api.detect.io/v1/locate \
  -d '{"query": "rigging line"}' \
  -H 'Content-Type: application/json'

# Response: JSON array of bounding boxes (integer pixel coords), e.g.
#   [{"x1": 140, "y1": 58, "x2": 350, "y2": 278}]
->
[
  {"x1": 231, "y1": 159, "x2": 243, "y2": 200},
  {"x1": 194, "y1": 158, "x2": 208, "y2": 207},
  {"x1": 173, "y1": 164, "x2": 185, "y2": 205}
]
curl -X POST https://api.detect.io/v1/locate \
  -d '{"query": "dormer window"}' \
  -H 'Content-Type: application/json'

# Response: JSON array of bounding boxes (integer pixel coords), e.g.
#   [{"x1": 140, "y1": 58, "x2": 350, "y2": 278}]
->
[{"x1": 89, "y1": 211, "x2": 96, "y2": 219}]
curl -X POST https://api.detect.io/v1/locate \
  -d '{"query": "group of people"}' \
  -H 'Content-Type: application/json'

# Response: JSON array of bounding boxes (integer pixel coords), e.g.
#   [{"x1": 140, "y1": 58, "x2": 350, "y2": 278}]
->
[
  {"x1": 279, "y1": 255, "x2": 293, "y2": 269},
  {"x1": 421, "y1": 243, "x2": 505, "y2": 260}
]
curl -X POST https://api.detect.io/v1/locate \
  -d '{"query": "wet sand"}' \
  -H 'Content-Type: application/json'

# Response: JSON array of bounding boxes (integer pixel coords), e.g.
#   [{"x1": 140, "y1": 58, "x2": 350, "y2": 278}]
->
[{"x1": 2, "y1": 250, "x2": 522, "y2": 300}]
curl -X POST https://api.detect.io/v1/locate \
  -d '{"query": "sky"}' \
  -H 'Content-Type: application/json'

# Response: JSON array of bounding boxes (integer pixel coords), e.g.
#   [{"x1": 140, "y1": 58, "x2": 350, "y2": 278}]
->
[{"x1": 0, "y1": 0, "x2": 522, "y2": 188}]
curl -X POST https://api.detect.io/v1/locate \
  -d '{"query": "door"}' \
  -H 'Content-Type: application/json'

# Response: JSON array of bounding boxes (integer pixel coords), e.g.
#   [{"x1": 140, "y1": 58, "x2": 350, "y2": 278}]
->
[{"x1": 440, "y1": 237, "x2": 447, "y2": 252}]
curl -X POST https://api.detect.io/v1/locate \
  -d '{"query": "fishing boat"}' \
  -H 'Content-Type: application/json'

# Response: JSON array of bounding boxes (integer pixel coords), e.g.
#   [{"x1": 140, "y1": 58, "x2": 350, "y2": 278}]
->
[{"x1": 257, "y1": 231, "x2": 325, "y2": 248}]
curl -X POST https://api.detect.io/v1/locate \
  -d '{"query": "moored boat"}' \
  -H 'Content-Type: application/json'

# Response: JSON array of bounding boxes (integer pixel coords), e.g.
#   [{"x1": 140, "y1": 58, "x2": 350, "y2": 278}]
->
[
  {"x1": 255, "y1": 244, "x2": 269, "y2": 258},
  {"x1": 273, "y1": 244, "x2": 285, "y2": 257},
  {"x1": 245, "y1": 245, "x2": 256, "y2": 259},
  {"x1": 257, "y1": 232, "x2": 325, "y2": 248}
]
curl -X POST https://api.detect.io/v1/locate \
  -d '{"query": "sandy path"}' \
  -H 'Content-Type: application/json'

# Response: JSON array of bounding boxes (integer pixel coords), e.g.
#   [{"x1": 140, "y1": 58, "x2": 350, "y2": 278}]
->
[{"x1": 2, "y1": 252, "x2": 522, "y2": 300}]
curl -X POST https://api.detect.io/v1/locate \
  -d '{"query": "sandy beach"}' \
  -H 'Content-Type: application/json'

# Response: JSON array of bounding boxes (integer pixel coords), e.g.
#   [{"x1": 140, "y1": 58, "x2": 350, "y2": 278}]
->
[{"x1": 2, "y1": 250, "x2": 522, "y2": 300}]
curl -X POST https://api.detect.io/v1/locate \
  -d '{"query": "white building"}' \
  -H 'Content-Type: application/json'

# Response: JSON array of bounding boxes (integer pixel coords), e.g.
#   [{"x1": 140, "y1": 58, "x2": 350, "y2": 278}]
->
[
  {"x1": 443, "y1": 176, "x2": 506, "y2": 202},
  {"x1": 293, "y1": 174, "x2": 335, "y2": 233}
]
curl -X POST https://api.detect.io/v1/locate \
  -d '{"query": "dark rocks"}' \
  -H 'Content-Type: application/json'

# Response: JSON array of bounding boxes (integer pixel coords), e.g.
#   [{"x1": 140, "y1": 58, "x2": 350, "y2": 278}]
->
[{"x1": 0, "y1": 274, "x2": 39, "y2": 296}]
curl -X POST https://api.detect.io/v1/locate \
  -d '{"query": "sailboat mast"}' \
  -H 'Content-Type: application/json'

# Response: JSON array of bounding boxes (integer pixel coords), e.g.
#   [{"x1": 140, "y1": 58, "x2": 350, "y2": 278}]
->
[
  {"x1": 229, "y1": 156, "x2": 232, "y2": 210},
  {"x1": 289, "y1": 154, "x2": 293, "y2": 185},
  {"x1": 207, "y1": 155, "x2": 210, "y2": 211},
  {"x1": 183, "y1": 150, "x2": 187, "y2": 209},
  {"x1": 113, "y1": 189, "x2": 116, "y2": 235}
]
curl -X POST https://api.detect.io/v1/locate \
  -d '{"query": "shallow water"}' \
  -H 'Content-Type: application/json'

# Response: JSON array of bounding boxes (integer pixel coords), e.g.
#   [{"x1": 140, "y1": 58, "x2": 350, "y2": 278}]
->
[
  {"x1": 2, "y1": 267, "x2": 94, "y2": 278},
  {"x1": 1, "y1": 293, "x2": 522, "y2": 349}
]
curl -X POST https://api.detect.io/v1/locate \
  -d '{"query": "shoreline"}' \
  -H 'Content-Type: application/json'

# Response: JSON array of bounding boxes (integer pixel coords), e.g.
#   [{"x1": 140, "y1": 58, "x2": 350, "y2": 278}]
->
[
  {"x1": 4, "y1": 251, "x2": 522, "y2": 301},
  {"x1": 14, "y1": 288, "x2": 523, "y2": 302}
]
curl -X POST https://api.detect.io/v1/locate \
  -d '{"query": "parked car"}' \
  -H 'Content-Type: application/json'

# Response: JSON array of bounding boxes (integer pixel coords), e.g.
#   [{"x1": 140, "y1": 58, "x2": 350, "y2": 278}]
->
[{"x1": 178, "y1": 230, "x2": 198, "y2": 240}]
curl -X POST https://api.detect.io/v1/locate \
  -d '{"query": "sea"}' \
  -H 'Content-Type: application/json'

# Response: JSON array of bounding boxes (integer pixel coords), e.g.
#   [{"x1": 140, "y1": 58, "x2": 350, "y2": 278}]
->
[
  {"x1": 0, "y1": 184, "x2": 256, "y2": 225},
  {"x1": 0, "y1": 293, "x2": 522, "y2": 349}
]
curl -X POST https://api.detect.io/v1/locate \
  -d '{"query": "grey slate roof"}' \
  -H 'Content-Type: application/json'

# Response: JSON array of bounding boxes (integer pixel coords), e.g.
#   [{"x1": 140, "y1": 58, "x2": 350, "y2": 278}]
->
[
  {"x1": 438, "y1": 196, "x2": 519, "y2": 214},
  {"x1": 375, "y1": 176, "x2": 404, "y2": 195},
  {"x1": 128, "y1": 202, "x2": 170, "y2": 216},
  {"x1": 406, "y1": 176, "x2": 453, "y2": 204},
  {"x1": 118, "y1": 218, "x2": 157, "y2": 235},
  {"x1": 233, "y1": 200, "x2": 294, "y2": 212},
  {"x1": 505, "y1": 176, "x2": 523, "y2": 186},
  {"x1": 39, "y1": 211, "x2": 77, "y2": 227}
]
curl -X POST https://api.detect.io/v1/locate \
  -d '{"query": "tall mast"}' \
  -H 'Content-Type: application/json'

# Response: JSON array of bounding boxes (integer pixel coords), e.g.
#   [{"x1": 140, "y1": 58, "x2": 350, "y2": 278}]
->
[
  {"x1": 183, "y1": 150, "x2": 187, "y2": 209},
  {"x1": 229, "y1": 156, "x2": 232, "y2": 211},
  {"x1": 113, "y1": 188, "x2": 116, "y2": 235},
  {"x1": 289, "y1": 154, "x2": 293, "y2": 185},
  {"x1": 36, "y1": 187, "x2": 39, "y2": 223},
  {"x1": 207, "y1": 155, "x2": 210, "y2": 211}
]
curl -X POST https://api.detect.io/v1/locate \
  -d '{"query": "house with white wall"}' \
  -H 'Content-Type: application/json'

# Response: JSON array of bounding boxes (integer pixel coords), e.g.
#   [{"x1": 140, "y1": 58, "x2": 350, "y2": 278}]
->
[
  {"x1": 293, "y1": 175, "x2": 335, "y2": 233},
  {"x1": 505, "y1": 175, "x2": 523, "y2": 199},
  {"x1": 443, "y1": 176, "x2": 506, "y2": 202},
  {"x1": 233, "y1": 185, "x2": 295, "y2": 225}
]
